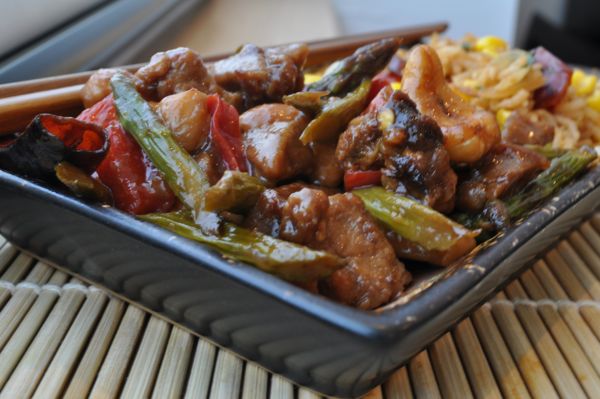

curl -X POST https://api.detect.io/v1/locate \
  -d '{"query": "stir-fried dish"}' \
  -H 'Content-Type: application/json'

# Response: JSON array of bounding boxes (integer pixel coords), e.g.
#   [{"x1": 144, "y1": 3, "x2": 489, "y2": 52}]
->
[{"x1": 0, "y1": 36, "x2": 597, "y2": 309}]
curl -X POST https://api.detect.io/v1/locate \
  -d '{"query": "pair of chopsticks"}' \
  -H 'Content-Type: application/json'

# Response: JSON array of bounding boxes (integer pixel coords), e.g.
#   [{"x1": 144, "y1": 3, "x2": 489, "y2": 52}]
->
[{"x1": 0, "y1": 22, "x2": 446, "y2": 134}]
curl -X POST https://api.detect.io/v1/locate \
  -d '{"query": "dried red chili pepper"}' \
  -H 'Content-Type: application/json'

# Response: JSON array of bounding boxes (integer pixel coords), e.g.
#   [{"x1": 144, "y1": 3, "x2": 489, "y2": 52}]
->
[
  {"x1": 206, "y1": 94, "x2": 248, "y2": 172},
  {"x1": 0, "y1": 113, "x2": 108, "y2": 178}
]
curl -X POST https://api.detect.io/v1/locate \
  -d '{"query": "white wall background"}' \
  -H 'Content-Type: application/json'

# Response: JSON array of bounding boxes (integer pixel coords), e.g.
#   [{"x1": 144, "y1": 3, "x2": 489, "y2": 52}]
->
[
  {"x1": 332, "y1": 0, "x2": 568, "y2": 46},
  {"x1": 0, "y1": 0, "x2": 105, "y2": 57}
]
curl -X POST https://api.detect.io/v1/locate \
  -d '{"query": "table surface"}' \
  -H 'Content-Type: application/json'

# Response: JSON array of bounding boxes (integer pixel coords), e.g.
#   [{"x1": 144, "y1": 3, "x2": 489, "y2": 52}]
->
[{"x1": 0, "y1": 214, "x2": 599, "y2": 398}]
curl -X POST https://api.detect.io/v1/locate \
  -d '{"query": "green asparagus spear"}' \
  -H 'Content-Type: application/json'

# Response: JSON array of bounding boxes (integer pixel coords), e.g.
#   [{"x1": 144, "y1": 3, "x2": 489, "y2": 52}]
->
[
  {"x1": 505, "y1": 146, "x2": 597, "y2": 219},
  {"x1": 140, "y1": 211, "x2": 345, "y2": 282},
  {"x1": 353, "y1": 187, "x2": 479, "y2": 251},
  {"x1": 524, "y1": 143, "x2": 567, "y2": 159},
  {"x1": 293, "y1": 79, "x2": 371, "y2": 144},
  {"x1": 454, "y1": 146, "x2": 597, "y2": 233},
  {"x1": 306, "y1": 38, "x2": 400, "y2": 96},
  {"x1": 205, "y1": 171, "x2": 266, "y2": 213},
  {"x1": 110, "y1": 73, "x2": 219, "y2": 232},
  {"x1": 282, "y1": 90, "x2": 328, "y2": 115}
]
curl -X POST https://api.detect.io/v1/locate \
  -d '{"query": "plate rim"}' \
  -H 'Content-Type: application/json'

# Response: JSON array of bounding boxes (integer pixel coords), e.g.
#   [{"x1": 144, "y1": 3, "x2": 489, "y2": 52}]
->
[{"x1": 2, "y1": 164, "x2": 599, "y2": 344}]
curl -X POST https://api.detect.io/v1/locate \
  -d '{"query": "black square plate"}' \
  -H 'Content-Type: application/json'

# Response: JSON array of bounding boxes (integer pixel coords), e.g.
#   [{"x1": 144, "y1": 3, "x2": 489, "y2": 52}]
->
[{"x1": 1, "y1": 163, "x2": 599, "y2": 397}]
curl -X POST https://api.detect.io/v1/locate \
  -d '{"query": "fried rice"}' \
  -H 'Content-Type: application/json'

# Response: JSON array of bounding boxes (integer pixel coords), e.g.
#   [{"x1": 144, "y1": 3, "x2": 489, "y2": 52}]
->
[{"x1": 413, "y1": 33, "x2": 600, "y2": 149}]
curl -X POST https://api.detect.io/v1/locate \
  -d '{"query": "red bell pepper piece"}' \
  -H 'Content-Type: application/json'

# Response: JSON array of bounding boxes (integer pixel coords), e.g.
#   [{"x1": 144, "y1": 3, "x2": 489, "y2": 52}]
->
[
  {"x1": 78, "y1": 96, "x2": 176, "y2": 214},
  {"x1": 344, "y1": 169, "x2": 382, "y2": 191},
  {"x1": 365, "y1": 84, "x2": 394, "y2": 115},
  {"x1": 368, "y1": 69, "x2": 402, "y2": 103},
  {"x1": 206, "y1": 94, "x2": 247, "y2": 172}
]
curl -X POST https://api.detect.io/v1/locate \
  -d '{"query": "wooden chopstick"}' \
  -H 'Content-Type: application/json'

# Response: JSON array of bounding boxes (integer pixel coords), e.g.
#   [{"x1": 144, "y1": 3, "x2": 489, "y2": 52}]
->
[
  {"x1": 0, "y1": 22, "x2": 446, "y2": 99},
  {"x1": 0, "y1": 84, "x2": 83, "y2": 134},
  {"x1": 0, "y1": 22, "x2": 446, "y2": 135}
]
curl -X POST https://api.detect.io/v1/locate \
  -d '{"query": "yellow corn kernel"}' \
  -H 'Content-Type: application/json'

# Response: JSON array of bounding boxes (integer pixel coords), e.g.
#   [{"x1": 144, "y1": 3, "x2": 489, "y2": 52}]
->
[
  {"x1": 461, "y1": 79, "x2": 478, "y2": 89},
  {"x1": 303, "y1": 73, "x2": 322, "y2": 84},
  {"x1": 390, "y1": 82, "x2": 401, "y2": 91},
  {"x1": 587, "y1": 91, "x2": 600, "y2": 112},
  {"x1": 496, "y1": 109, "x2": 513, "y2": 130},
  {"x1": 474, "y1": 36, "x2": 508, "y2": 56},
  {"x1": 378, "y1": 108, "x2": 395, "y2": 130},
  {"x1": 571, "y1": 69, "x2": 597, "y2": 96},
  {"x1": 571, "y1": 69, "x2": 585, "y2": 85}
]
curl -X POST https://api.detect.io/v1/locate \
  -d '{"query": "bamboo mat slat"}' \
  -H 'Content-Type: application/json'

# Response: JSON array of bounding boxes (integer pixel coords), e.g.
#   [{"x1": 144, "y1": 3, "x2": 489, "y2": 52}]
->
[
  {"x1": 557, "y1": 242, "x2": 600, "y2": 299},
  {"x1": 0, "y1": 277, "x2": 87, "y2": 399},
  {"x1": 120, "y1": 317, "x2": 170, "y2": 398},
  {"x1": 408, "y1": 351, "x2": 442, "y2": 399},
  {"x1": 558, "y1": 302, "x2": 600, "y2": 376},
  {"x1": 567, "y1": 230, "x2": 600, "y2": 279},
  {"x1": 1, "y1": 216, "x2": 600, "y2": 398},
  {"x1": 0, "y1": 244, "x2": 18, "y2": 277},
  {"x1": 184, "y1": 339, "x2": 216, "y2": 399},
  {"x1": 453, "y1": 318, "x2": 502, "y2": 399},
  {"x1": 429, "y1": 333, "x2": 474, "y2": 399},
  {"x1": 382, "y1": 367, "x2": 413, "y2": 399},
  {"x1": 504, "y1": 282, "x2": 589, "y2": 399},
  {"x1": 242, "y1": 363, "x2": 268, "y2": 399},
  {"x1": 88, "y1": 306, "x2": 146, "y2": 399},
  {"x1": 151, "y1": 326, "x2": 194, "y2": 399},
  {"x1": 0, "y1": 262, "x2": 53, "y2": 350},
  {"x1": 581, "y1": 306, "x2": 600, "y2": 342},
  {"x1": 270, "y1": 375, "x2": 295, "y2": 399},
  {"x1": 62, "y1": 298, "x2": 125, "y2": 399},
  {"x1": 362, "y1": 387, "x2": 383, "y2": 398},
  {"x1": 32, "y1": 288, "x2": 107, "y2": 399},
  {"x1": 209, "y1": 349, "x2": 244, "y2": 399},
  {"x1": 490, "y1": 293, "x2": 559, "y2": 399},
  {"x1": 471, "y1": 305, "x2": 532, "y2": 399}
]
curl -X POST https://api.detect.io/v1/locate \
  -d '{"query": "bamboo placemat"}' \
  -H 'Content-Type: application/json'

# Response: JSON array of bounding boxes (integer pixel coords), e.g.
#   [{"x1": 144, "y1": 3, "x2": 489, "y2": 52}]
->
[{"x1": 0, "y1": 217, "x2": 600, "y2": 398}]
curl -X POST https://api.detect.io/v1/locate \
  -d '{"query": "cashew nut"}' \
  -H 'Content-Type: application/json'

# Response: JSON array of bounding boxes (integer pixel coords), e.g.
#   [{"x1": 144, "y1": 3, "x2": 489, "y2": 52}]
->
[{"x1": 402, "y1": 45, "x2": 500, "y2": 164}]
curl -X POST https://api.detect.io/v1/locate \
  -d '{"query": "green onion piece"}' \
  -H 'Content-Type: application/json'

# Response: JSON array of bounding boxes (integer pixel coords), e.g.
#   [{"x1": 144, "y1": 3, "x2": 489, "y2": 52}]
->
[
  {"x1": 110, "y1": 72, "x2": 219, "y2": 232},
  {"x1": 140, "y1": 211, "x2": 345, "y2": 283},
  {"x1": 354, "y1": 186, "x2": 478, "y2": 251}
]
